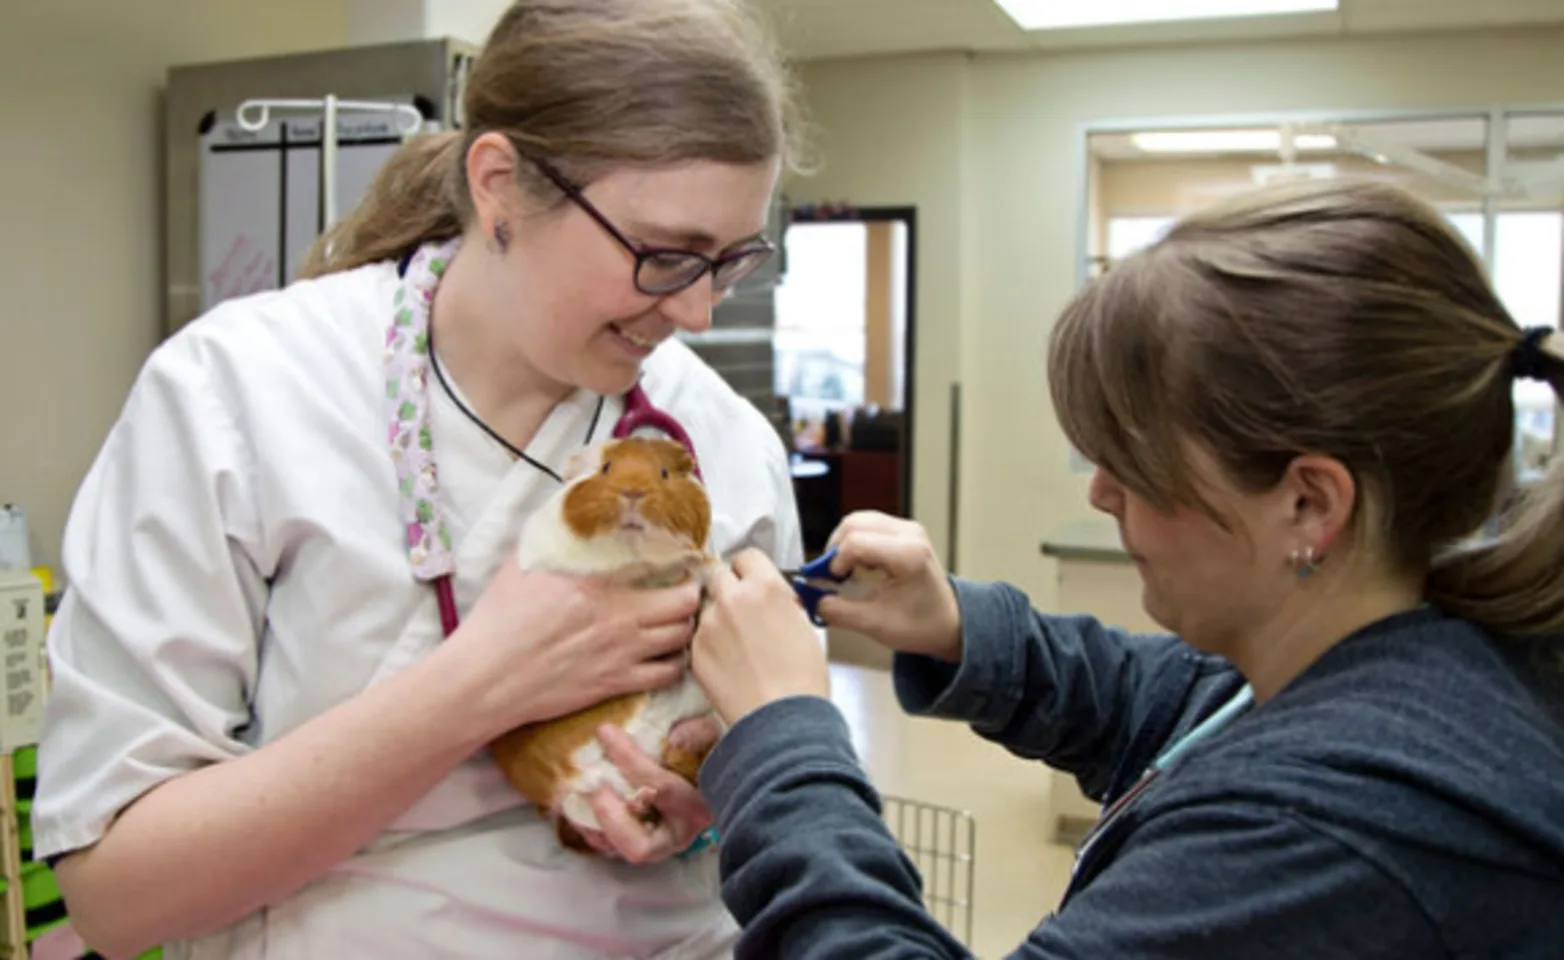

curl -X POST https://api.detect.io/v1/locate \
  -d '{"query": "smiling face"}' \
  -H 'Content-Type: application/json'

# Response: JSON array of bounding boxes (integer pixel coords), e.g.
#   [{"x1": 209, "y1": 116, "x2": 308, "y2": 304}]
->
[{"x1": 465, "y1": 134, "x2": 780, "y2": 398}]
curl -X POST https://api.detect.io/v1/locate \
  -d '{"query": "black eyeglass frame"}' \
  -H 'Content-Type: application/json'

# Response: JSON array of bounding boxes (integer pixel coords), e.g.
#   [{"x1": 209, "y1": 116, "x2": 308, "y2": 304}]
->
[{"x1": 527, "y1": 155, "x2": 777, "y2": 297}]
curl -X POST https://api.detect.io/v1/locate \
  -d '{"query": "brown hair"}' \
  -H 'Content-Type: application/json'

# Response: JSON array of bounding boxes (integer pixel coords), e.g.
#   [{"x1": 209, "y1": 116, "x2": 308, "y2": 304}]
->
[
  {"x1": 1048, "y1": 177, "x2": 1564, "y2": 652},
  {"x1": 298, "y1": 0, "x2": 808, "y2": 278}
]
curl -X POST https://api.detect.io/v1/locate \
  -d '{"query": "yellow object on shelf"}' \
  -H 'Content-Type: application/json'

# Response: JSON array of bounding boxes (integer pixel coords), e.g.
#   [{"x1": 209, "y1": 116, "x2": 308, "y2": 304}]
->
[{"x1": 32, "y1": 566, "x2": 55, "y2": 641}]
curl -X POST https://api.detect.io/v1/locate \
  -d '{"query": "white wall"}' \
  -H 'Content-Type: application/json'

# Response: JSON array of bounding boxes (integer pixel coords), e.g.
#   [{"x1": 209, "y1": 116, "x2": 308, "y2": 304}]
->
[
  {"x1": 795, "y1": 28, "x2": 1564, "y2": 608},
  {"x1": 422, "y1": 0, "x2": 510, "y2": 46},
  {"x1": 0, "y1": 1, "x2": 348, "y2": 572},
  {"x1": 346, "y1": 0, "x2": 506, "y2": 47},
  {"x1": 345, "y1": 0, "x2": 425, "y2": 46}
]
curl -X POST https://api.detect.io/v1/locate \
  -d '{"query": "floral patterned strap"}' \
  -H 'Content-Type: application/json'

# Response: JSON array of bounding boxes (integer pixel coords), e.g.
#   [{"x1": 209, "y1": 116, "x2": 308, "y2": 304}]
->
[{"x1": 384, "y1": 238, "x2": 462, "y2": 582}]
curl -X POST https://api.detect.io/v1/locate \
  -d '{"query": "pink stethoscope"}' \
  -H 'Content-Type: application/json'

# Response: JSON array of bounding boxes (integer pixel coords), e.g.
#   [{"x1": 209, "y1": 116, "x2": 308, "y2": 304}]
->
[{"x1": 430, "y1": 381, "x2": 703, "y2": 638}]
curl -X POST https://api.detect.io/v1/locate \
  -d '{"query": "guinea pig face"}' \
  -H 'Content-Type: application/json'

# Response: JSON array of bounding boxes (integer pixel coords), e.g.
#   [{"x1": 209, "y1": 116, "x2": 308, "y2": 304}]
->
[{"x1": 561, "y1": 437, "x2": 711, "y2": 548}]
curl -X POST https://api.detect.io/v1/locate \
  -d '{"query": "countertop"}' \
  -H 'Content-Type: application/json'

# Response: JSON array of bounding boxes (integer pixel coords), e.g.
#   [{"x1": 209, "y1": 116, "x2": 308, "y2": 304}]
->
[{"x1": 1039, "y1": 518, "x2": 1131, "y2": 562}]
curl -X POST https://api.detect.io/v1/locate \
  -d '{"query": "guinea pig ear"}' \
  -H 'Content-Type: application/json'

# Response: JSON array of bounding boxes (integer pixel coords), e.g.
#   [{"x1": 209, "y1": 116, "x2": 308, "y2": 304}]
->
[
  {"x1": 665, "y1": 440, "x2": 698, "y2": 478},
  {"x1": 562, "y1": 444, "x2": 604, "y2": 483}
]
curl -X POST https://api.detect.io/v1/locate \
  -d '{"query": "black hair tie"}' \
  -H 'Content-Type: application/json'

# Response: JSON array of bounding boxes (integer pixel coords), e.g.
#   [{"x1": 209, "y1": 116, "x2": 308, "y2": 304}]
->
[{"x1": 1511, "y1": 326, "x2": 1555, "y2": 383}]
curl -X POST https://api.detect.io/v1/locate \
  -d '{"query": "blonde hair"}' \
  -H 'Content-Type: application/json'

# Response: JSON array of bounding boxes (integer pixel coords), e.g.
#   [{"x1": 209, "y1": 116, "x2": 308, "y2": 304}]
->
[
  {"x1": 1049, "y1": 177, "x2": 1564, "y2": 652},
  {"x1": 298, "y1": 0, "x2": 807, "y2": 278}
]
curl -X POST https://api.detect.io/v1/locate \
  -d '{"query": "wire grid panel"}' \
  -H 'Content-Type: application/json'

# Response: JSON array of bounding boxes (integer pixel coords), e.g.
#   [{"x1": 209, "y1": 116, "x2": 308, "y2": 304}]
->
[{"x1": 880, "y1": 794, "x2": 976, "y2": 947}]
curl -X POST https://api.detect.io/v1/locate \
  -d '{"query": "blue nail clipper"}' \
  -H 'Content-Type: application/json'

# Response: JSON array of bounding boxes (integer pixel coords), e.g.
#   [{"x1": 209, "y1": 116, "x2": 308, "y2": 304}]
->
[{"x1": 783, "y1": 545, "x2": 852, "y2": 627}]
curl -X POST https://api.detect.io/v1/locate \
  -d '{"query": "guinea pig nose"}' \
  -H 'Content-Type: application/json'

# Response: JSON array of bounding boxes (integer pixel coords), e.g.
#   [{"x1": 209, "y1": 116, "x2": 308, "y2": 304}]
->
[{"x1": 620, "y1": 489, "x2": 647, "y2": 501}]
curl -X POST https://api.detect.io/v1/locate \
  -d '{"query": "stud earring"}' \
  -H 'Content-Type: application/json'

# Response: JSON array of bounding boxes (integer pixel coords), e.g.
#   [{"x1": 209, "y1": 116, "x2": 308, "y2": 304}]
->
[
  {"x1": 1288, "y1": 545, "x2": 1322, "y2": 579},
  {"x1": 491, "y1": 219, "x2": 511, "y2": 253}
]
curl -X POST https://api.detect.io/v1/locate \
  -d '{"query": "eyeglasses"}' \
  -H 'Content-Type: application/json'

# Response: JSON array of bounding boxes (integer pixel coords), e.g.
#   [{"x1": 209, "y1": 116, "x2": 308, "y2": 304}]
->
[{"x1": 528, "y1": 156, "x2": 776, "y2": 297}]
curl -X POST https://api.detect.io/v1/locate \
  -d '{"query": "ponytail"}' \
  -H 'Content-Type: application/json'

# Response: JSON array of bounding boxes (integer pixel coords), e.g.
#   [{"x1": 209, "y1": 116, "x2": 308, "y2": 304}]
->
[
  {"x1": 297, "y1": 130, "x2": 467, "y2": 279},
  {"x1": 1428, "y1": 329, "x2": 1564, "y2": 677}
]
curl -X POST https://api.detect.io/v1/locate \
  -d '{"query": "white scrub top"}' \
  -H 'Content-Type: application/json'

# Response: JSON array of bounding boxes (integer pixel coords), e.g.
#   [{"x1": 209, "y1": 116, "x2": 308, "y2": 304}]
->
[{"x1": 31, "y1": 259, "x2": 805, "y2": 959}]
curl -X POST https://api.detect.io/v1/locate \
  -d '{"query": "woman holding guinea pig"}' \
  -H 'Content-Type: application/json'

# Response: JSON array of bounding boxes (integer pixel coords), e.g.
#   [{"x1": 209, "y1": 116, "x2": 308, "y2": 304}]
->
[
  {"x1": 31, "y1": 1, "x2": 808, "y2": 957},
  {"x1": 658, "y1": 178, "x2": 1564, "y2": 958}
]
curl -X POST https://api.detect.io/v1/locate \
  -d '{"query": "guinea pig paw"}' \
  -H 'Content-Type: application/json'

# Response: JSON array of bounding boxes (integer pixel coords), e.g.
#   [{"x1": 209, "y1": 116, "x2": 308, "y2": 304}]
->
[
  {"x1": 626, "y1": 785, "x2": 660, "y2": 821},
  {"x1": 667, "y1": 714, "x2": 722, "y2": 757}
]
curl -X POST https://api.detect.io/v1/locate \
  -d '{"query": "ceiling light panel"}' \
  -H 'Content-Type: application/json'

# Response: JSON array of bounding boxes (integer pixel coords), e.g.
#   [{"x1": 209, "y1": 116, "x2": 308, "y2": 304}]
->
[
  {"x1": 993, "y1": 0, "x2": 1339, "y2": 31},
  {"x1": 1130, "y1": 129, "x2": 1338, "y2": 153}
]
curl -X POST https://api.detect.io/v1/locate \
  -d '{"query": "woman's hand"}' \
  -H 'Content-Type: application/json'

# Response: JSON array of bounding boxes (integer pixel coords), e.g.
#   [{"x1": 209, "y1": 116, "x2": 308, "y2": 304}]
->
[
  {"x1": 817, "y1": 511, "x2": 964, "y2": 662},
  {"x1": 450, "y1": 555, "x2": 702, "y2": 736},
  {"x1": 579, "y1": 725, "x2": 716, "y2": 864},
  {"x1": 692, "y1": 549, "x2": 831, "y2": 725}
]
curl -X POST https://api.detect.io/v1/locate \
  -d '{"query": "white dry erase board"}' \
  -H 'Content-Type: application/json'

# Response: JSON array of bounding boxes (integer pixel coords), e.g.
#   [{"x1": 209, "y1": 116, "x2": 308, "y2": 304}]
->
[
  {"x1": 197, "y1": 97, "x2": 426, "y2": 312},
  {"x1": 0, "y1": 568, "x2": 45, "y2": 752}
]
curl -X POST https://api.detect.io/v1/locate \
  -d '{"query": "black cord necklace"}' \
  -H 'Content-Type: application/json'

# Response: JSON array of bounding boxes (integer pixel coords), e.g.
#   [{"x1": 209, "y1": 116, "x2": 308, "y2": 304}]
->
[{"x1": 425, "y1": 317, "x2": 605, "y2": 485}]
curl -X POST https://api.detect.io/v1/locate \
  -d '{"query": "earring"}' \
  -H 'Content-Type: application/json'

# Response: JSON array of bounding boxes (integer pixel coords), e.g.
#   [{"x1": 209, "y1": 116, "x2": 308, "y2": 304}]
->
[
  {"x1": 491, "y1": 219, "x2": 511, "y2": 253},
  {"x1": 1288, "y1": 545, "x2": 1322, "y2": 579}
]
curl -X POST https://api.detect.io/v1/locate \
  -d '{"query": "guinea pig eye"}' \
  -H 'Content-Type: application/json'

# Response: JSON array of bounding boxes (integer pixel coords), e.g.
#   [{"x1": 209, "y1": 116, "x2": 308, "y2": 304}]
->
[
  {"x1": 601, "y1": 463, "x2": 611, "y2": 475},
  {"x1": 661, "y1": 467, "x2": 669, "y2": 480}
]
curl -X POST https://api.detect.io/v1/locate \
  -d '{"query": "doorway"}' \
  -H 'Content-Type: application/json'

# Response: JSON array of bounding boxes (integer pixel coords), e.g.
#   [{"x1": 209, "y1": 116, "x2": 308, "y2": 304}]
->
[{"x1": 776, "y1": 204, "x2": 918, "y2": 560}]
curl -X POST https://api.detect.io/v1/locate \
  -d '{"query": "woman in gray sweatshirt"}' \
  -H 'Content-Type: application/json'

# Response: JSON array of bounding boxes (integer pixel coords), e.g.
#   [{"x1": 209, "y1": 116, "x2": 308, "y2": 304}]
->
[{"x1": 611, "y1": 177, "x2": 1564, "y2": 958}]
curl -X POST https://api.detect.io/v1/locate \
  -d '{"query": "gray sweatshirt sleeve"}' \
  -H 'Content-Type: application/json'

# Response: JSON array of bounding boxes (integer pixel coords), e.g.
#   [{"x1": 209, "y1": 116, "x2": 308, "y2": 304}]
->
[
  {"x1": 891, "y1": 577, "x2": 1227, "y2": 799},
  {"x1": 699, "y1": 698, "x2": 1441, "y2": 960},
  {"x1": 701, "y1": 697, "x2": 974, "y2": 958}
]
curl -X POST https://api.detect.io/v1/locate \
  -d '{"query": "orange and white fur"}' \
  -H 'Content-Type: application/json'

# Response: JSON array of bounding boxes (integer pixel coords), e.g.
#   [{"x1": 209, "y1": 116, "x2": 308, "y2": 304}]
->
[{"x1": 488, "y1": 435, "x2": 722, "y2": 854}]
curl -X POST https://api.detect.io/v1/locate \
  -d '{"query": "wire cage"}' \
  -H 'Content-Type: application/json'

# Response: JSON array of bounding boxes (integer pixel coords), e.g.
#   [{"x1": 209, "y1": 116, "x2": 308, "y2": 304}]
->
[{"x1": 879, "y1": 794, "x2": 977, "y2": 948}]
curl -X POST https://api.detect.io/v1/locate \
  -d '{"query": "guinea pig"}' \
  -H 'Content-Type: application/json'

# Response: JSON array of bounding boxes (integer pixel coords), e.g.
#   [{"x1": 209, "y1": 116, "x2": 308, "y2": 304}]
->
[{"x1": 487, "y1": 434, "x2": 723, "y2": 855}]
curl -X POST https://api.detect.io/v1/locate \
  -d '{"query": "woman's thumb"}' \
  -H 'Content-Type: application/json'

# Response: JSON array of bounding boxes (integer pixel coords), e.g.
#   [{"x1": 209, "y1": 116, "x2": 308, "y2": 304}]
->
[{"x1": 813, "y1": 588, "x2": 884, "y2": 638}]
